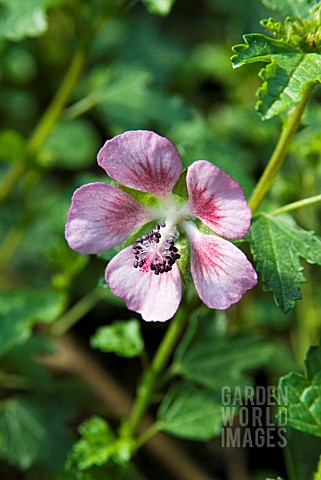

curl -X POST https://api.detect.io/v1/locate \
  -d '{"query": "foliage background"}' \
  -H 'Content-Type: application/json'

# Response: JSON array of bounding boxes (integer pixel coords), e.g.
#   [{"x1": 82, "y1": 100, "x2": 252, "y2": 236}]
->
[{"x1": 1, "y1": 0, "x2": 321, "y2": 479}]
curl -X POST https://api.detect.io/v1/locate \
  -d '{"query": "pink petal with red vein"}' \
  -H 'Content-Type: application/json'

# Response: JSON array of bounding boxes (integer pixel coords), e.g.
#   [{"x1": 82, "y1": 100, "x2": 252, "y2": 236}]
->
[
  {"x1": 106, "y1": 246, "x2": 182, "y2": 322},
  {"x1": 65, "y1": 183, "x2": 151, "y2": 254},
  {"x1": 97, "y1": 130, "x2": 182, "y2": 197},
  {"x1": 186, "y1": 224, "x2": 257, "y2": 310},
  {"x1": 187, "y1": 160, "x2": 251, "y2": 239}
]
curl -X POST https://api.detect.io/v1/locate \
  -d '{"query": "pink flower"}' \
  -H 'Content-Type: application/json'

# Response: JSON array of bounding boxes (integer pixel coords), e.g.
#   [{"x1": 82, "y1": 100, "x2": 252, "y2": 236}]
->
[{"x1": 65, "y1": 130, "x2": 257, "y2": 322}]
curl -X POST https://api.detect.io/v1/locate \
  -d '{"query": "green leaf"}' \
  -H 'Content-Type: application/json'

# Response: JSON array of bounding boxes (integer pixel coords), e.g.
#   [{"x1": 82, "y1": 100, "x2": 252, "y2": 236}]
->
[
  {"x1": 249, "y1": 214, "x2": 321, "y2": 312},
  {"x1": 173, "y1": 317, "x2": 274, "y2": 391},
  {"x1": 141, "y1": 0, "x2": 175, "y2": 16},
  {"x1": 171, "y1": 114, "x2": 254, "y2": 196},
  {"x1": 67, "y1": 416, "x2": 132, "y2": 470},
  {"x1": 0, "y1": 288, "x2": 66, "y2": 358},
  {"x1": 0, "y1": 0, "x2": 61, "y2": 41},
  {"x1": 285, "y1": 428, "x2": 321, "y2": 480},
  {"x1": 0, "y1": 397, "x2": 46, "y2": 469},
  {"x1": 158, "y1": 382, "x2": 222, "y2": 440},
  {"x1": 3, "y1": 335, "x2": 53, "y2": 391},
  {"x1": 0, "y1": 130, "x2": 26, "y2": 162},
  {"x1": 91, "y1": 64, "x2": 189, "y2": 131},
  {"x1": 90, "y1": 319, "x2": 144, "y2": 358},
  {"x1": 232, "y1": 33, "x2": 321, "y2": 119},
  {"x1": 39, "y1": 119, "x2": 100, "y2": 170},
  {"x1": 277, "y1": 339, "x2": 321, "y2": 437},
  {"x1": 68, "y1": 417, "x2": 116, "y2": 470},
  {"x1": 60, "y1": 462, "x2": 148, "y2": 480},
  {"x1": 260, "y1": 0, "x2": 317, "y2": 19},
  {"x1": 0, "y1": 395, "x2": 73, "y2": 471}
]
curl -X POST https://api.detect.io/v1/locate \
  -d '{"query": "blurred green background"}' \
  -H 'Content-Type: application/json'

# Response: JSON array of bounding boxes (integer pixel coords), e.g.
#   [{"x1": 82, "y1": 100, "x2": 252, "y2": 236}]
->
[{"x1": 1, "y1": 1, "x2": 321, "y2": 479}]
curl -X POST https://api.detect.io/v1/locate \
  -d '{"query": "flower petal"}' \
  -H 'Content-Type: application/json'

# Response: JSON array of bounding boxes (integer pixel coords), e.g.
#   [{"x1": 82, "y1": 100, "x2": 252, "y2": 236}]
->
[
  {"x1": 106, "y1": 246, "x2": 182, "y2": 322},
  {"x1": 97, "y1": 130, "x2": 182, "y2": 197},
  {"x1": 186, "y1": 223, "x2": 257, "y2": 310},
  {"x1": 65, "y1": 183, "x2": 151, "y2": 254},
  {"x1": 187, "y1": 160, "x2": 251, "y2": 239}
]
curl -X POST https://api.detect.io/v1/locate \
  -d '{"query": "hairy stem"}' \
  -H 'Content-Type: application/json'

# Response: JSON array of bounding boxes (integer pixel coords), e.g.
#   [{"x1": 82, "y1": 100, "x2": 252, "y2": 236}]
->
[
  {"x1": 271, "y1": 194, "x2": 321, "y2": 216},
  {"x1": 249, "y1": 85, "x2": 313, "y2": 214},
  {"x1": 123, "y1": 306, "x2": 188, "y2": 439}
]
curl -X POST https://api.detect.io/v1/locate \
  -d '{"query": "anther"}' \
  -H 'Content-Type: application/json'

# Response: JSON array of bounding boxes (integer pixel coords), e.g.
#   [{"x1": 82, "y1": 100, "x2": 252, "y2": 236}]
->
[{"x1": 132, "y1": 222, "x2": 180, "y2": 275}]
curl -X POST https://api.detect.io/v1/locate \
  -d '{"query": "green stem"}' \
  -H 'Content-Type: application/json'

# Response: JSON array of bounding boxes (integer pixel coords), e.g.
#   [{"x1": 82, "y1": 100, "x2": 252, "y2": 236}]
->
[
  {"x1": 132, "y1": 422, "x2": 161, "y2": 453},
  {"x1": 0, "y1": 217, "x2": 29, "y2": 273},
  {"x1": 271, "y1": 194, "x2": 321, "y2": 216},
  {"x1": 50, "y1": 287, "x2": 103, "y2": 336},
  {"x1": 28, "y1": 47, "x2": 87, "y2": 156},
  {"x1": 248, "y1": 85, "x2": 313, "y2": 214},
  {"x1": 0, "y1": 45, "x2": 87, "y2": 204},
  {"x1": 123, "y1": 306, "x2": 188, "y2": 439}
]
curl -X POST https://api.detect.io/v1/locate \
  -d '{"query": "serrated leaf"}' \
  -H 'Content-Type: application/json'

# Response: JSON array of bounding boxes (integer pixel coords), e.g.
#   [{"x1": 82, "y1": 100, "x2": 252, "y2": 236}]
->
[
  {"x1": 249, "y1": 214, "x2": 321, "y2": 312},
  {"x1": 232, "y1": 33, "x2": 321, "y2": 119},
  {"x1": 141, "y1": 0, "x2": 175, "y2": 16},
  {"x1": 0, "y1": 288, "x2": 66, "y2": 358},
  {"x1": 68, "y1": 416, "x2": 116, "y2": 470},
  {"x1": 67, "y1": 416, "x2": 132, "y2": 470},
  {"x1": 173, "y1": 317, "x2": 274, "y2": 391},
  {"x1": 90, "y1": 319, "x2": 144, "y2": 358},
  {"x1": 260, "y1": 0, "x2": 317, "y2": 19},
  {"x1": 158, "y1": 382, "x2": 222, "y2": 440},
  {"x1": 0, "y1": 0, "x2": 61, "y2": 41},
  {"x1": 277, "y1": 340, "x2": 321, "y2": 437}
]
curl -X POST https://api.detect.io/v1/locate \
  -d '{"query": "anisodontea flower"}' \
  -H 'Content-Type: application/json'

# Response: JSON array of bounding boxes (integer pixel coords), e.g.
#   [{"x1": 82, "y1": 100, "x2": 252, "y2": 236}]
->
[{"x1": 65, "y1": 130, "x2": 257, "y2": 322}]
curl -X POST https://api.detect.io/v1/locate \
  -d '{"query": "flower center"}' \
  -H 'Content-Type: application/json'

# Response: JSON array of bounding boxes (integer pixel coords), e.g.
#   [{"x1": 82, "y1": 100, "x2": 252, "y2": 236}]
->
[{"x1": 132, "y1": 222, "x2": 180, "y2": 275}]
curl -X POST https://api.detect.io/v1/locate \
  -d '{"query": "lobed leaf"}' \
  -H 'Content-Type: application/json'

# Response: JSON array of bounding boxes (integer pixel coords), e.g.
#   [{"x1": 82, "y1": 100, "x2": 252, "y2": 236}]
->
[
  {"x1": 249, "y1": 214, "x2": 321, "y2": 312},
  {"x1": 232, "y1": 33, "x2": 321, "y2": 119},
  {"x1": 67, "y1": 416, "x2": 132, "y2": 471},
  {"x1": 277, "y1": 339, "x2": 321, "y2": 437},
  {"x1": 0, "y1": 0, "x2": 61, "y2": 41},
  {"x1": 67, "y1": 417, "x2": 116, "y2": 471},
  {"x1": 90, "y1": 319, "x2": 144, "y2": 358}
]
